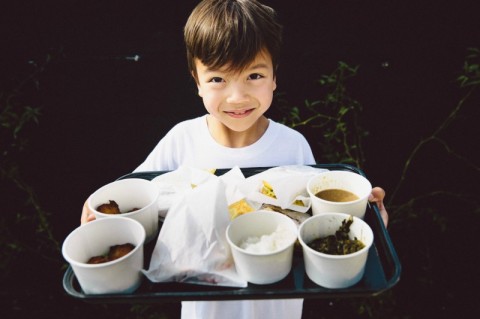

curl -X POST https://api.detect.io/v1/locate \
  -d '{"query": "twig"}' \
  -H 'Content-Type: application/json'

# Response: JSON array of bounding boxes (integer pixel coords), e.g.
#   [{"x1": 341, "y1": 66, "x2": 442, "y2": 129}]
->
[{"x1": 388, "y1": 85, "x2": 478, "y2": 205}]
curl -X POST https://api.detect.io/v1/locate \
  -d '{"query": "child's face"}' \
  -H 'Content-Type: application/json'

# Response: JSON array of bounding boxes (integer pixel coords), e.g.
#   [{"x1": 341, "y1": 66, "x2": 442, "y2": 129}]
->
[{"x1": 194, "y1": 51, "x2": 276, "y2": 133}]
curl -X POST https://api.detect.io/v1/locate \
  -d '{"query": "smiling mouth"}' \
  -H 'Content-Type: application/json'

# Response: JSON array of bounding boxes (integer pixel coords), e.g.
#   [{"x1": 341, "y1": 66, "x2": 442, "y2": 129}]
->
[{"x1": 225, "y1": 108, "x2": 254, "y2": 118}]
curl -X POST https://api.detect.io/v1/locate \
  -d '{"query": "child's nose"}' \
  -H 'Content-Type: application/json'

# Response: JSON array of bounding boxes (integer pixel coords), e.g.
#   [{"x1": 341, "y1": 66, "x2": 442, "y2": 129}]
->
[{"x1": 226, "y1": 83, "x2": 249, "y2": 104}]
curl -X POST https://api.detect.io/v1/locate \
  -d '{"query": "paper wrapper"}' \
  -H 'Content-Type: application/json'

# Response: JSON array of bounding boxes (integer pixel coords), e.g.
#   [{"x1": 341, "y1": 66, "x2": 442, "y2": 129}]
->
[
  {"x1": 221, "y1": 166, "x2": 261, "y2": 219},
  {"x1": 241, "y1": 165, "x2": 328, "y2": 213},
  {"x1": 152, "y1": 165, "x2": 260, "y2": 219},
  {"x1": 143, "y1": 169, "x2": 248, "y2": 287},
  {"x1": 151, "y1": 166, "x2": 217, "y2": 217}
]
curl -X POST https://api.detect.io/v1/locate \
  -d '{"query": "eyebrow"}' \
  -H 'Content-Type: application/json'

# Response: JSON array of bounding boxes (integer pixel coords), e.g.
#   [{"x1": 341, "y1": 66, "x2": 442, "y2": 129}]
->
[
  {"x1": 204, "y1": 62, "x2": 269, "y2": 74},
  {"x1": 248, "y1": 63, "x2": 269, "y2": 70}
]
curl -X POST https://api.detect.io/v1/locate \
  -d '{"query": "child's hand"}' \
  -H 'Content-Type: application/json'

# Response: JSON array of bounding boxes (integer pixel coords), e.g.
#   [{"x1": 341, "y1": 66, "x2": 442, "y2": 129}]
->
[
  {"x1": 80, "y1": 198, "x2": 96, "y2": 224},
  {"x1": 368, "y1": 187, "x2": 388, "y2": 227}
]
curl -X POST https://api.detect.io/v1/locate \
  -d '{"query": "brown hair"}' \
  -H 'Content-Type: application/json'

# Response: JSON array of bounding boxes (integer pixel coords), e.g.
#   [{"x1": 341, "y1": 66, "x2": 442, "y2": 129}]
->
[{"x1": 184, "y1": 0, "x2": 283, "y2": 81}]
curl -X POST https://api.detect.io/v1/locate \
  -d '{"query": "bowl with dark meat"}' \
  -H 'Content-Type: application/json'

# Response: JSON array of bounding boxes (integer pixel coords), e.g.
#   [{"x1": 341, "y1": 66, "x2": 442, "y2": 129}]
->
[
  {"x1": 62, "y1": 217, "x2": 145, "y2": 294},
  {"x1": 87, "y1": 178, "x2": 160, "y2": 242}
]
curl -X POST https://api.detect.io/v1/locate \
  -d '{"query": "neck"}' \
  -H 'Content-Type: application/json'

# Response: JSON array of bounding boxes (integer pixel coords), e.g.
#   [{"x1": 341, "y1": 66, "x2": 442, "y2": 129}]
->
[{"x1": 206, "y1": 115, "x2": 269, "y2": 148}]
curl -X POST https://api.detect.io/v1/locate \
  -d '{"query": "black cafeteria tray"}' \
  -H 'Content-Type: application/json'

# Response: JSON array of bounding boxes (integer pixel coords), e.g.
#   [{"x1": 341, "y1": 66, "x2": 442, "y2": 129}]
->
[{"x1": 63, "y1": 164, "x2": 401, "y2": 302}]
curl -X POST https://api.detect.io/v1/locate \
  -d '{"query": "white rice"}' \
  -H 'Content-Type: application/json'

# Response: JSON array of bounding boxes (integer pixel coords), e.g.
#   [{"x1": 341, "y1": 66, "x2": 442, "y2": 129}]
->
[{"x1": 239, "y1": 225, "x2": 295, "y2": 253}]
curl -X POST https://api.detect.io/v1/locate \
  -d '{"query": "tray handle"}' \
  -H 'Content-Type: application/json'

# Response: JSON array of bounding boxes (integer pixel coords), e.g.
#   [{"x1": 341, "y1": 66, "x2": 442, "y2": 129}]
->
[{"x1": 368, "y1": 202, "x2": 401, "y2": 291}]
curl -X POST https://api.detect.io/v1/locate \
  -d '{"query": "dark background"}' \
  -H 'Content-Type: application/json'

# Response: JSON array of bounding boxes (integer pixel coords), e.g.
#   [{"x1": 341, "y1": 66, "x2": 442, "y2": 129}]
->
[{"x1": 1, "y1": 0, "x2": 479, "y2": 318}]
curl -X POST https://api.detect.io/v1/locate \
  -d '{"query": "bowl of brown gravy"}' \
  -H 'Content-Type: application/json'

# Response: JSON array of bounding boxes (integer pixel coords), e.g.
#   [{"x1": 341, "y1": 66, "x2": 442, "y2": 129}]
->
[{"x1": 307, "y1": 171, "x2": 372, "y2": 219}]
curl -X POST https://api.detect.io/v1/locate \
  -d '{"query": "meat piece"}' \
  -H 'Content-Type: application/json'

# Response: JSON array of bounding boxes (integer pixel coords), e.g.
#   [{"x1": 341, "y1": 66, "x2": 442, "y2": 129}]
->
[
  {"x1": 87, "y1": 255, "x2": 109, "y2": 264},
  {"x1": 107, "y1": 243, "x2": 135, "y2": 261},
  {"x1": 96, "y1": 200, "x2": 121, "y2": 214}
]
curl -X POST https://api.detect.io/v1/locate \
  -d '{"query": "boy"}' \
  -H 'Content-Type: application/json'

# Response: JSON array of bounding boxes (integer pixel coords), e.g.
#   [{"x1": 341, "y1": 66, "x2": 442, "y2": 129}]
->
[{"x1": 81, "y1": 0, "x2": 388, "y2": 317}]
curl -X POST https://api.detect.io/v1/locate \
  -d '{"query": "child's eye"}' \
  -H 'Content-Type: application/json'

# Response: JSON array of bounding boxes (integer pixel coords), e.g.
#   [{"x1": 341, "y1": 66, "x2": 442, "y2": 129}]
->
[
  {"x1": 209, "y1": 77, "x2": 224, "y2": 83},
  {"x1": 248, "y1": 73, "x2": 264, "y2": 80}
]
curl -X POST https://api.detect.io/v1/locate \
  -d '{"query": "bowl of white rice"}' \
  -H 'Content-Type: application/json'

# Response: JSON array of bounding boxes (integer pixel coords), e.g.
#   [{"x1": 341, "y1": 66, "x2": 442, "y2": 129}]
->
[{"x1": 226, "y1": 210, "x2": 298, "y2": 285}]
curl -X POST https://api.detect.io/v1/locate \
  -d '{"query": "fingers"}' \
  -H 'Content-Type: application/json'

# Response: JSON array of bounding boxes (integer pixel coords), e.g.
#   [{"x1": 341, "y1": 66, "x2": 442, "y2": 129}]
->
[
  {"x1": 368, "y1": 187, "x2": 389, "y2": 228},
  {"x1": 378, "y1": 205, "x2": 388, "y2": 228},
  {"x1": 369, "y1": 187, "x2": 386, "y2": 202},
  {"x1": 80, "y1": 198, "x2": 96, "y2": 225}
]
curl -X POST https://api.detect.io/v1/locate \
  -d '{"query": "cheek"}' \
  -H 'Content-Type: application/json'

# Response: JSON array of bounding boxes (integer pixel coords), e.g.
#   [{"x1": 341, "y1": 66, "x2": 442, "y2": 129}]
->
[
  {"x1": 257, "y1": 85, "x2": 274, "y2": 108},
  {"x1": 200, "y1": 92, "x2": 218, "y2": 112}
]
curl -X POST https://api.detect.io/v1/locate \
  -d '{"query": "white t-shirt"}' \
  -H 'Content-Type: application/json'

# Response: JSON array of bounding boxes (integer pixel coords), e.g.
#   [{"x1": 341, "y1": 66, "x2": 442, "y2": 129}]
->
[
  {"x1": 134, "y1": 115, "x2": 316, "y2": 319},
  {"x1": 135, "y1": 115, "x2": 315, "y2": 172}
]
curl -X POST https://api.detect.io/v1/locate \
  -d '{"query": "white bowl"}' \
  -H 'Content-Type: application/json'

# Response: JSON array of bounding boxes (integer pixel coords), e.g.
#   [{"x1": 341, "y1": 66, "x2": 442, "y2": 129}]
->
[
  {"x1": 298, "y1": 212, "x2": 374, "y2": 288},
  {"x1": 307, "y1": 170, "x2": 372, "y2": 219},
  {"x1": 88, "y1": 178, "x2": 160, "y2": 242},
  {"x1": 62, "y1": 217, "x2": 145, "y2": 294},
  {"x1": 226, "y1": 210, "x2": 298, "y2": 285}
]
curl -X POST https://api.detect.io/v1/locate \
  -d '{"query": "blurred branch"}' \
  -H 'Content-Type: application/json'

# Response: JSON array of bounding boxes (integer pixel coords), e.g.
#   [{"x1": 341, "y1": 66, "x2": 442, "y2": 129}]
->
[
  {"x1": 1, "y1": 49, "x2": 62, "y2": 275},
  {"x1": 278, "y1": 61, "x2": 367, "y2": 167},
  {"x1": 388, "y1": 47, "x2": 480, "y2": 205}
]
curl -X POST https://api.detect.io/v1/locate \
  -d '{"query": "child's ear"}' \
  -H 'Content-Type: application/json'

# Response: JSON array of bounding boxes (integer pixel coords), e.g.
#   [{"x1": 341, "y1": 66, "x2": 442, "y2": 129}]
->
[
  {"x1": 191, "y1": 70, "x2": 203, "y2": 97},
  {"x1": 273, "y1": 76, "x2": 277, "y2": 91}
]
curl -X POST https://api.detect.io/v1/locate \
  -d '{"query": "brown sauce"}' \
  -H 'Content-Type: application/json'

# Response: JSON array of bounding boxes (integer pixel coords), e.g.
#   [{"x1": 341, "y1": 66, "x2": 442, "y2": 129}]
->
[{"x1": 315, "y1": 189, "x2": 359, "y2": 202}]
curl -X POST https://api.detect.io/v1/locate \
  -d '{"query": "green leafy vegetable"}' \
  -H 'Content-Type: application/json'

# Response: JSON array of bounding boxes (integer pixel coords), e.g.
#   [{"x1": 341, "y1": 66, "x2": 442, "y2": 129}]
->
[{"x1": 307, "y1": 216, "x2": 365, "y2": 255}]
